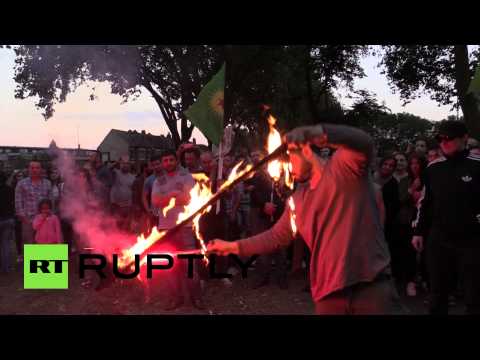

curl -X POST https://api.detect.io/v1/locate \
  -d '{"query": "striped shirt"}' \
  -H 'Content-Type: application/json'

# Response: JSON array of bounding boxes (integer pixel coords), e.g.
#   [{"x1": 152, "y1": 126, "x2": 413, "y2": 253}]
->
[{"x1": 15, "y1": 178, "x2": 52, "y2": 219}]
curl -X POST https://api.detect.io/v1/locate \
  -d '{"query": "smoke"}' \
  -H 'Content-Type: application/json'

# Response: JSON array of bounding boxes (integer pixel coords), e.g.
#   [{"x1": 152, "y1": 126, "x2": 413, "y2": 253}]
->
[{"x1": 53, "y1": 149, "x2": 134, "y2": 255}]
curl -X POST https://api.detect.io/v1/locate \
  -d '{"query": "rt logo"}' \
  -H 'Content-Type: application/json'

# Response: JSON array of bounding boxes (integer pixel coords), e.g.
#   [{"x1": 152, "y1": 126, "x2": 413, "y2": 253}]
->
[{"x1": 24, "y1": 244, "x2": 69, "y2": 289}]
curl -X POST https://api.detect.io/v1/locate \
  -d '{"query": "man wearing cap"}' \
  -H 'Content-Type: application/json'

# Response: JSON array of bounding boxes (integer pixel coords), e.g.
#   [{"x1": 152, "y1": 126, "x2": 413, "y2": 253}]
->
[{"x1": 412, "y1": 120, "x2": 480, "y2": 314}]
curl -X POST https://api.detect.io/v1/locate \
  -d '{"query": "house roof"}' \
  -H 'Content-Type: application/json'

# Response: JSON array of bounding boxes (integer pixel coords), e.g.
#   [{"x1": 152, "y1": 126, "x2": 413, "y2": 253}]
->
[{"x1": 108, "y1": 129, "x2": 175, "y2": 149}]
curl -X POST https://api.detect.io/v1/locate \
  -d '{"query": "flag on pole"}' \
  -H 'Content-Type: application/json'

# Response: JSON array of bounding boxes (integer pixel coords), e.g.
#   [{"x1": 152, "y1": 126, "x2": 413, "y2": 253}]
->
[
  {"x1": 468, "y1": 64, "x2": 480, "y2": 97},
  {"x1": 185, "y1": 63, "x2": 225, "y2": 146}
]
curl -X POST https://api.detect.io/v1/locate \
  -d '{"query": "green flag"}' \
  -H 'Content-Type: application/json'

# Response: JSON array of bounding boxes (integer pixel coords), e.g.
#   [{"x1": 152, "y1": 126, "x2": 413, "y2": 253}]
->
[
  {"x1": 468, "y1": 65, "x2": 480, "y2": 96},
  {"x1": 185, "y1": 64, "x2": 225, "y2": 145}
]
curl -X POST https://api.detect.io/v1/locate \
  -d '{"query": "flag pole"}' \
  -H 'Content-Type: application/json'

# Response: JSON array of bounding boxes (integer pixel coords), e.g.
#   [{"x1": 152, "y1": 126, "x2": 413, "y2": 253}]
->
[{"x1": 216, "y1": 141, "x2": 223, "y2": 214}]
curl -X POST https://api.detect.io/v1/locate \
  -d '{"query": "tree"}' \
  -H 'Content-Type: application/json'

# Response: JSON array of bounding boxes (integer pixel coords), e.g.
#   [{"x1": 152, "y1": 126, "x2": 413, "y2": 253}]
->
[
  {"x1": 226, "y1": 45, "x2": 369, "y2": 141},
  {"x1": 380, "y1": 45, "x2": 480, "y2": 138},
  {"x1": 12, "y1": 45, "x2": 223, "y2": 148},
  {"x1": 344, "y1": 90, "x2": 435, "y2": 155}
]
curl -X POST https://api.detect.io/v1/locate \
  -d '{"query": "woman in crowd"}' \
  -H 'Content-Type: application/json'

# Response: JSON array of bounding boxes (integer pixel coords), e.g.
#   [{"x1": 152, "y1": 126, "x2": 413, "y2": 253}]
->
[
  {"x1": 392, "y1": 152, "x2": 418, "y2": 296},
  {"x1": 373, "y1": 156, "x2": 400, "y2": 245}
]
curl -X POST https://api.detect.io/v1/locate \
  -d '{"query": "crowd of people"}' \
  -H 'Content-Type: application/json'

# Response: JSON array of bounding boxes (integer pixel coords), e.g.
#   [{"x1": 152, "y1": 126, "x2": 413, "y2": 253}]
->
[{"x1": 1, "y1": 120, "x2": 479, "y2": 314}]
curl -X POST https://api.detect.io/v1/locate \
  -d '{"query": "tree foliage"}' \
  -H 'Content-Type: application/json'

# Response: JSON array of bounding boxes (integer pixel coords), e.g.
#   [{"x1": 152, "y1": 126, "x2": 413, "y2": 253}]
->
[
  {"x1": 227, "y1": 45, "x2": 369, "y2": 140},
  {"x1": 11, "y1": 44, "x2": 383, "y2": 148},
  {"x1": 12, "y1": 45, "x2": 223, "y2": 147},
  {"x1": 380, "y1": 45, "x2": 480, "y2": 138},
  {"x1": 344, "y1": 91, "x2": 435, "y2": 155}
]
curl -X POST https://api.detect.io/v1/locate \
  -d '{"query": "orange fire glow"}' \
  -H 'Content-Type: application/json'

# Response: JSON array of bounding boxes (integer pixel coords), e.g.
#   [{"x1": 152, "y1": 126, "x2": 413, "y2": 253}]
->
[
  {"x1": 283, "y1": 161, "x2": 294, "y2": 190},
  {"x1": 162, "y1": 198, "x2": 176, "y2": 217},
  {"x1": 177, "y1": 181, "x2": 213, "y2": 263},
  {"x1": 118, "y1": 226, "x2": 167, "y2": 269},
  {"x1": 219, "y1": 161, "x2": 253, "y2": 192},
  {"x1": 266, "y1": 115, "x2": 282, "y2": 182},
  {"x1": 288, "y1": 196, "x2": 297, "y2": 236}
]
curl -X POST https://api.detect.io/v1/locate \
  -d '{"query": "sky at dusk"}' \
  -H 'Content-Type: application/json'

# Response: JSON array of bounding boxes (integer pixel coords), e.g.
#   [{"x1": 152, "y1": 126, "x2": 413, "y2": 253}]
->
[{"x1": 0, "y1": 47, "x2": 457, "y2": 150}]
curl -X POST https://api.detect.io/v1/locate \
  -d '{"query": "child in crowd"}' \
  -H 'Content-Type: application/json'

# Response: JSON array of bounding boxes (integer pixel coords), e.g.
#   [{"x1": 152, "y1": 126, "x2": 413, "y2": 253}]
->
[{"x1": 32, "y1": 199, "x2": 63, "y2": 244}]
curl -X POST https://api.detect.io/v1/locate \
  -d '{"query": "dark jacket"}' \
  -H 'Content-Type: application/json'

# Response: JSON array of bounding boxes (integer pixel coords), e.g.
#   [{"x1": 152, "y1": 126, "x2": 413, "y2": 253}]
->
[
  {"x1": 0, "y1": 183, "x2": 15, "y2": 219},
  {"x1": 413, "y1": 150, "x2": 480, "y2": 247},
  {"x1": 245, "y1": 170, "x2": 285, "y2": 222},
  {"x1": 382, "y1": 177, "x2": 400, "y2": 230}
]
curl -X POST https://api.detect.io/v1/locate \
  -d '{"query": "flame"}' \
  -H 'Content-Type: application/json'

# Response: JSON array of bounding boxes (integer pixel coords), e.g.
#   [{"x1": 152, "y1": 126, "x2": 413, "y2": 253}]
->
[
  {"x1": 267, "y1": 115, "x2": 282, "y2": 182},
  {"x1": 288, "y1": 196, "x2": 297, "y2": 236},
  {"x1": 192, "y1": 173, "x2": 210, "y2": 183},
  {"x1": 162, "y1": 198, "x2": 176, "y2": 217},
  {"x1": 283, "y1": 161, "x2": 294, "y2": 190},
  {"x1": 219, "y1": 161, "x2": 253, "y2": 192},
  {"x1": 117, "y1": 226, "x2": 167, "y2": 269},
  {"x1": 176, "y1": 181, "x2": 213, "y2": 264}
]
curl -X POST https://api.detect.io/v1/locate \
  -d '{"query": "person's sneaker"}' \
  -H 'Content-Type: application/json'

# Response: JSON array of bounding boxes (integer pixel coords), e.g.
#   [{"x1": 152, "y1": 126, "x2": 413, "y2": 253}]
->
[
  {"x1": 163, "y1": 299, "x2": 184, "y2": 311},
  {"x1": 406, "y1": 282, "x2": 417, "y2": 297},
  {"x1": 191, "y1": 298, "x2": 206, "y2": 310}
]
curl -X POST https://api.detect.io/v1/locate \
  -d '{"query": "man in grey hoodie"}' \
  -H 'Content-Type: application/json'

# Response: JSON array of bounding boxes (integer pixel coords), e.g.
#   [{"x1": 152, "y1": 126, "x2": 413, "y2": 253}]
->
[{"x1": 208, "y1": 123, "x2": 397, "y2": 315}]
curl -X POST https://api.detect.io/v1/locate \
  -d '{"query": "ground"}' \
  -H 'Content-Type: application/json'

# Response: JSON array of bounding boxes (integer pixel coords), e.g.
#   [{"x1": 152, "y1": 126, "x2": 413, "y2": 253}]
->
[{"x1": 0, "y1": 262, "x2": 466, "y2": 315}]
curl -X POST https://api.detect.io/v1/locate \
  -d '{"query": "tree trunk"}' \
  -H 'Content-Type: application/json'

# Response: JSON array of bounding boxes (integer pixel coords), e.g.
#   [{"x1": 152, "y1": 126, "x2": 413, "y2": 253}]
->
[
  {"x1": 142, "y1": 82, "x2": 182, "y2": 148},
  {"x1": 454, "y1": 45, "x2": 480, "y2": 139}
]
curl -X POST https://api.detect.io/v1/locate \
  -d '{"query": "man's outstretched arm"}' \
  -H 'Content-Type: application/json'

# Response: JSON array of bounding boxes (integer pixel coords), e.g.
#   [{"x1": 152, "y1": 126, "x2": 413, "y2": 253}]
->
[{"x1": 208, "y1": 206, "x2": 294, "y2": 256}]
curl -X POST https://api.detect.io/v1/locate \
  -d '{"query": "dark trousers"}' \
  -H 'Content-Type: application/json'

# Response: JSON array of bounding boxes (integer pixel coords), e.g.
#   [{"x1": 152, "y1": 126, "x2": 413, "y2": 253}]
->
[
  {"x1": 14, "y1": 218, "x2": 22, "y2": 256},
  {"x1": 249, "y1": 209, "x2": 287, "y2": 283},
  {"x1": 253, "y1": 249, "x2": 288, "y2": 283},
  {"x1": 389, "y1": 224, "x2": 417, "y2": 284},
  {"x1": 427, "y1": 241, "x2": 480, "y2": 314},
  {"x1": 314, "y1": 274, "x2": 399, "y2": 315},
  {"x1": 161, "y1": 228, "x2": 201, "y2": 302},
  {"x1": 199, "y1": 210, "x2": 228, "y2": 279}
]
